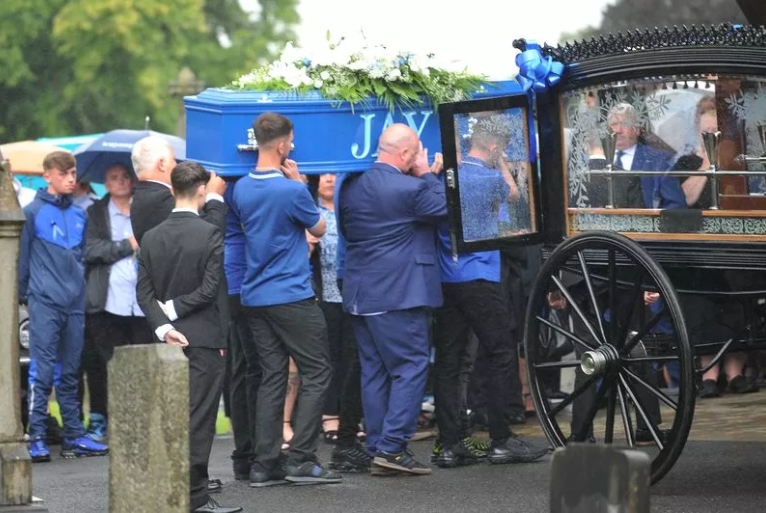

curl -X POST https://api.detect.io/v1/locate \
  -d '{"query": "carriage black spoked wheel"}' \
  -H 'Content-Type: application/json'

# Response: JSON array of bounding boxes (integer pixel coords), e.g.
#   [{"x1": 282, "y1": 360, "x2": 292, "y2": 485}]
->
[{"x1": 524, "y1": 231, "x2": 694, "y2": 484}]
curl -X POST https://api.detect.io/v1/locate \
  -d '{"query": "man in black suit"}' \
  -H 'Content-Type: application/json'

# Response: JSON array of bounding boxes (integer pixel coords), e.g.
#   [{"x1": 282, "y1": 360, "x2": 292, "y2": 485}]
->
[
  {"x1": 130, "y1": 135, "x2": 228, "y2": 495},
  {"x1": 129, "y1": 136, "x2": 227, "y2": 243},
  {"x1": 137, "y1": 162, "x2": 241, "y2": 513}
]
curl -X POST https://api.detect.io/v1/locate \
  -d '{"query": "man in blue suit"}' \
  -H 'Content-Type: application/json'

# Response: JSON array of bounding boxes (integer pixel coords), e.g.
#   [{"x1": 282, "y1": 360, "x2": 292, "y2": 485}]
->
[
  {"x1": 607, "y1": 103, "x2": 686, "y2": 209},
  {"x1": 338, "y1": 124, "x2": 445, "y2": 476}
]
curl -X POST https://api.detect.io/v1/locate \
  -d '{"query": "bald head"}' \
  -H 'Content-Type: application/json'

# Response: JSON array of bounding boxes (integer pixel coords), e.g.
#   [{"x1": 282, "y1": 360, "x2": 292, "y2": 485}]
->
[
  {"x1": 379, "y1": 124, "x2": 418, "y2": 152},
  {"x1": 377, "y1": 124, "x2": 420, "y2": 172}
]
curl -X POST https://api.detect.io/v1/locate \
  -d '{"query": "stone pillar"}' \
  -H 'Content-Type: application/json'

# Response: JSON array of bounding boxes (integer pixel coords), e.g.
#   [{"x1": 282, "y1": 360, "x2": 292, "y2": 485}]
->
[
  {"x1": 0, "y1": 159, "x2": 35, "y2": 508},
  {"x1": 550, "y1": 444, "x2": 650, "y2": 513},
  {"x1": 108, "y1": 345, "x2": 189, "y2": 513}
]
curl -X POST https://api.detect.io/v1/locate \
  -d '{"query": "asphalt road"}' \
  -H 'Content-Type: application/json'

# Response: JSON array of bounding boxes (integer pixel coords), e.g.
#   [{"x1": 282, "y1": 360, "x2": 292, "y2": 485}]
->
[{"x1": 30, "y1": 435, "x2": 766, "y2": 513}]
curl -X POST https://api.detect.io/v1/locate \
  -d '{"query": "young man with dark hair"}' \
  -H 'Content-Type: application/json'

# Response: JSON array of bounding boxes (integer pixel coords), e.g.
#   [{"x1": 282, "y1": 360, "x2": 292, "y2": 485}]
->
[
  {"x1": 231, "y1": 112, "x2": 340, "y2": 486},
  {"x1": 137, "y1": 161, "x2": 241, "y2": 513},
  {"x1": 19, "y1": 151, "x2": 109, "y2": 462}
]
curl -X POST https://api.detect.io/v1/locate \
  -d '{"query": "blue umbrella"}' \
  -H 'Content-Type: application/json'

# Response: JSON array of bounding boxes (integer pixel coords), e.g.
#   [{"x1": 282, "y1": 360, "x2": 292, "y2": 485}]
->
[{"x1": 73, "y1": 129, "x2": 185, "y2": 183}]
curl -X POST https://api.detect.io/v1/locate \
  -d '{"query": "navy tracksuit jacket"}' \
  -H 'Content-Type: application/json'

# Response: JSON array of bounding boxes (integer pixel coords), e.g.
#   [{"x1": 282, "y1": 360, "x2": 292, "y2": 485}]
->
[{"x1": 19, "y1": 188, "x2": 88, "y2": 441}]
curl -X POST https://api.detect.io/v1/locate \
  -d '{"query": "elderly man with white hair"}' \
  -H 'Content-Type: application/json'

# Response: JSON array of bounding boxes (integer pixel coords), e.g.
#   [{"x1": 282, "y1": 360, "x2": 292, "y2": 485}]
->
[{"x1": 129, "y1": 135, "x2": 227, "y2": 243}]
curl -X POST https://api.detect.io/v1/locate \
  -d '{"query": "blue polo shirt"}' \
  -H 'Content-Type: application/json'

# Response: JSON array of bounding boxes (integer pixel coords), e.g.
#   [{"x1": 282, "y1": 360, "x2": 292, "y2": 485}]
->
[
  {"x1": 231, "y1": 170, "x2": 321, "y2": 307},
  {"x1": 223, "y1": 182, "x2": 246, "y2": 295},
  {"x1": 437, "y1": 156, "x2": 509, "y2": 283}
]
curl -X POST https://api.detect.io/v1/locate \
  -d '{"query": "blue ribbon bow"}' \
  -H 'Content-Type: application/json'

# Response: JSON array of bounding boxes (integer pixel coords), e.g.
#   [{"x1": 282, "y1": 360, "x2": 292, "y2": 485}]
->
[{"x1": 515, "y1": 40, "x2": 564, "y2": 93}]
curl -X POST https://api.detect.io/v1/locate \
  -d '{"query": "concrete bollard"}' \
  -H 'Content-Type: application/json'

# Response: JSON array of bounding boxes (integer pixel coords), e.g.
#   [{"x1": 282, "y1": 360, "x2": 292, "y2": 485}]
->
[
  {"x1": 0, "y1": 159, "x2": 39, "y2": 510},
  {"x1": 550, "y1": 444, "x2": 650, "y2": 513},
  {"x1": 108, "y1": 345, "x2": 189, "y2": 513}
]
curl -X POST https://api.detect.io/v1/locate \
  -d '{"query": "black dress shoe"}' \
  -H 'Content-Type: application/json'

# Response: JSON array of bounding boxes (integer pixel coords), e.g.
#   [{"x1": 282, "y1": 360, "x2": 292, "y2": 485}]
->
[
  {"x1": 699, "y1": 379, "x2": 720, "y2": 399},
  {"x1": 729, "y1": 375, "x2": 759, "y2": 394},
  {"x1": 635, "y1": 428, "x2": 671, "y2": 444},
  {"x1": 192, "y1": 497, "x2": 242, "y2": 513},
  {"x1": 207, "y1": 479, "x2": 222, "y2": 493}
]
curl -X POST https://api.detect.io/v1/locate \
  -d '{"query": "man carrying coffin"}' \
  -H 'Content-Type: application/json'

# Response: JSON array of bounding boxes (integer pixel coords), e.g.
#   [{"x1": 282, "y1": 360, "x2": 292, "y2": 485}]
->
[
  {"x1": 137, "y1": 162, "x2": 241, "y2": 513},
  {"x1": 130, "y1": 135, "x2": 227, "y2": 244},
  {"x1": 339, "y1": 124, "x2": 444, "y2": 476},
  {"x1": 432, "y1": 115, "x2": 548, "y2": 468},
  {"x1": 231, "y1": 113, "x2": 339, "y2": 486}
]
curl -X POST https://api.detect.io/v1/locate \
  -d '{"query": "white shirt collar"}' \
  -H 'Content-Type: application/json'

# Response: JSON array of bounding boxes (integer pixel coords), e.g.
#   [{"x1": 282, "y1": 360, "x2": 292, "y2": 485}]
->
[
  {"x1": 616, "y1": 144, "x2": 637, "y2": 157},
  {"x1": 172, "y1": 207, "x2": 199, "y2": 215},
  {"x1": 147, "y1": 179, "x2": 172, "y2": 189}
]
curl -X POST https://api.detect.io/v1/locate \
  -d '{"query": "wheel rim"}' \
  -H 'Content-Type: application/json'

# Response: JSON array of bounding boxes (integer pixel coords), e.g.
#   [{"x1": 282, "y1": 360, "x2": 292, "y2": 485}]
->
[{"x1": 524, "y1": 231, "x2": 695, "y2": 484}]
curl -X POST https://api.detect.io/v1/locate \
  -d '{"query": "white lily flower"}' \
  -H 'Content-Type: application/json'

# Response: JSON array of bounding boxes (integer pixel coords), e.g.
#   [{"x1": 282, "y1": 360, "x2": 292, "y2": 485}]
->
[{"x1": 385, "y1": 68, "x2": 402, "y2": 82}]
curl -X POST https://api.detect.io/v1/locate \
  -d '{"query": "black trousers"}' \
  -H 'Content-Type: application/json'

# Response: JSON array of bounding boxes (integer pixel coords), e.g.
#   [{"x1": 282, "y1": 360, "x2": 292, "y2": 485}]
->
[
  {"x1": 246, "y1": 299, "x2": 331, "y2": 471},
  {"x1": 227, "y1": 295, "x2": 261, "y2": 469},
  {"x1": 187, "y1": 347, "x2": 225, "y2": 511},
  {"x1": 319, "y1": 301, "x2": 363, "y2": 446},
  {"x1": 434, "y1": 280, "x2": 518, "y2": 446},
  {"x1": 81, "y1": 312, "x2": 152, "y2": 417}
]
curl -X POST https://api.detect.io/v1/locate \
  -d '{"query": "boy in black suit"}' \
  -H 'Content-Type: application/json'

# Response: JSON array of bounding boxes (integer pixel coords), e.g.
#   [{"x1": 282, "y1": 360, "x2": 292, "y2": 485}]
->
[{"x1": 137, "y1": 162, "x2": 241, "y2": 513}]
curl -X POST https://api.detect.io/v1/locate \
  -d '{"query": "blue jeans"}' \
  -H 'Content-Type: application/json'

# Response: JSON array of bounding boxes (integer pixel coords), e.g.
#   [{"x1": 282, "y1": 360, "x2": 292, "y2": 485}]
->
[{"x1": 27, "y1": 297, "x2": 85, "y2": 441}]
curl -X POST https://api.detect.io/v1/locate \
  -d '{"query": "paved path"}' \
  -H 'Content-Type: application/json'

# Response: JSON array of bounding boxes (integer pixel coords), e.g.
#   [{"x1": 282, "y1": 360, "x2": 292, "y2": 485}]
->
[{"x1": 32, "y1": 434, "x2": 766, "y2": 513}]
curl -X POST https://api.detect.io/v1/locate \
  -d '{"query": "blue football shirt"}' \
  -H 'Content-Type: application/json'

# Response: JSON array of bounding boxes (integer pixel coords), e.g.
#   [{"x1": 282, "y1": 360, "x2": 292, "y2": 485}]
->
[
  {"x1": 437, "y1": 156, "x2": 509, "y2": 283},
  {"x1": 231, "y1": 170, "x2": 321, "y2": 307},
  {"x1": 223, "y1": 180, "x2": 246, "y2": 295}
]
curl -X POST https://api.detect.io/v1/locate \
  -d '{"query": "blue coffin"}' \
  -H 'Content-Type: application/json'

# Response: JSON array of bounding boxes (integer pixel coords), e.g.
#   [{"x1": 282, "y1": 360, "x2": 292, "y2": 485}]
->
[{"x1": 184, "y1": 81, "x2": 524, "y2": 176}]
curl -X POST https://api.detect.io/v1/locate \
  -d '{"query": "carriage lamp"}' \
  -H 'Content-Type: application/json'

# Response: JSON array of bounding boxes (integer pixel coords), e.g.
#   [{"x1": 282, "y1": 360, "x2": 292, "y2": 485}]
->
[
  {"x1": 701, "y1": 131, "x2": 721, "y2": 210},
  {"x1": 600, "y1": 132, "x2": 617, "y2": 209}
]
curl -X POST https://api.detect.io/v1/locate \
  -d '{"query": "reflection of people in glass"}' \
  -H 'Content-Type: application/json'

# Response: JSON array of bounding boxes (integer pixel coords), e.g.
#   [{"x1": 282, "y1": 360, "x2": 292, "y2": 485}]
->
[
  {"x1": 607, "y1": 103, "x2": 686, "y2": 209},
  {"x1": 677, "y1": 95, "x2": 717, "y2": 208},
  {"x1": 458, "y1": 114, "x2": 519, "y2": 241}
]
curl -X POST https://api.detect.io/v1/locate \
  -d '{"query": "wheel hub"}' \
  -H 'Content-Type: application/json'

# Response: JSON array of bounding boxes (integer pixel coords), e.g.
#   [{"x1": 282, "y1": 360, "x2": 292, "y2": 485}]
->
[{"x1": 580, "y1": 344, "x2": 621, "y2": 376}]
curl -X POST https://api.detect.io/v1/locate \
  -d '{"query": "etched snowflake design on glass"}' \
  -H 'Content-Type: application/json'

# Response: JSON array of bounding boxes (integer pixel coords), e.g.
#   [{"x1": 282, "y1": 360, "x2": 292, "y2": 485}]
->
[{"x1": 726, "y1": 85, "x2": 766, "y2": 194}]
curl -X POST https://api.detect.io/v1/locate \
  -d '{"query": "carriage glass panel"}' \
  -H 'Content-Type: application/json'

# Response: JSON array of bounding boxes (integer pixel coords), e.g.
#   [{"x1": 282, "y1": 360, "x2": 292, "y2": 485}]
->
[
  {"x1": 563, "y1": 76, "x2": 766, "y2": 241},
  {"x1": 438, "y1": 94, "x2": 542, "y2": 255}
]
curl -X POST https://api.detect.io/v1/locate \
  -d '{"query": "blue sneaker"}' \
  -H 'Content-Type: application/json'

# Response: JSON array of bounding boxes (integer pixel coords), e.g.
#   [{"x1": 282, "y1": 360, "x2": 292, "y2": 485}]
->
[
  {"x1": 29, "y1": 439, "x2": 51, "y2": 463},
  {"x1": 61, "y1": 435, "x2": 109, "y2": 459},
  {"x1": 86, "y1": 413, "x2": 108, "y2": 443}
]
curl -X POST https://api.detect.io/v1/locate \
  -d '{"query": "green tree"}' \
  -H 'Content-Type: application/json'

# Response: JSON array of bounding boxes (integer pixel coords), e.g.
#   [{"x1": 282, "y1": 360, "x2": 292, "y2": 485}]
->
[
  {"x1": 0, "y1": 0, "x2": 299, "y2": 141},
  {"x1": 560, "y1": 0, "x2": 748, "y2": 43}
]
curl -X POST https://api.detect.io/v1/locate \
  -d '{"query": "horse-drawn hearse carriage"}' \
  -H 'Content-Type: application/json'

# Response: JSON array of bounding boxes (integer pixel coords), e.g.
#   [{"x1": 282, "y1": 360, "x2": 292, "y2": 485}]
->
[
  {"x1": 184, "y1": 6, "x2": 766, "y2": 484},
  {"x1": 436, "y1": 23, "x2": 766, "y2": 484}
]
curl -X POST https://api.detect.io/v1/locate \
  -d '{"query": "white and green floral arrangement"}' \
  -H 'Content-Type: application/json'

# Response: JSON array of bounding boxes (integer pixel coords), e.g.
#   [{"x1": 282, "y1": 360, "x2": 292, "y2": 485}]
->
[{"x1": 231, "y1": 34, "x2": 492, "y2": 111}]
